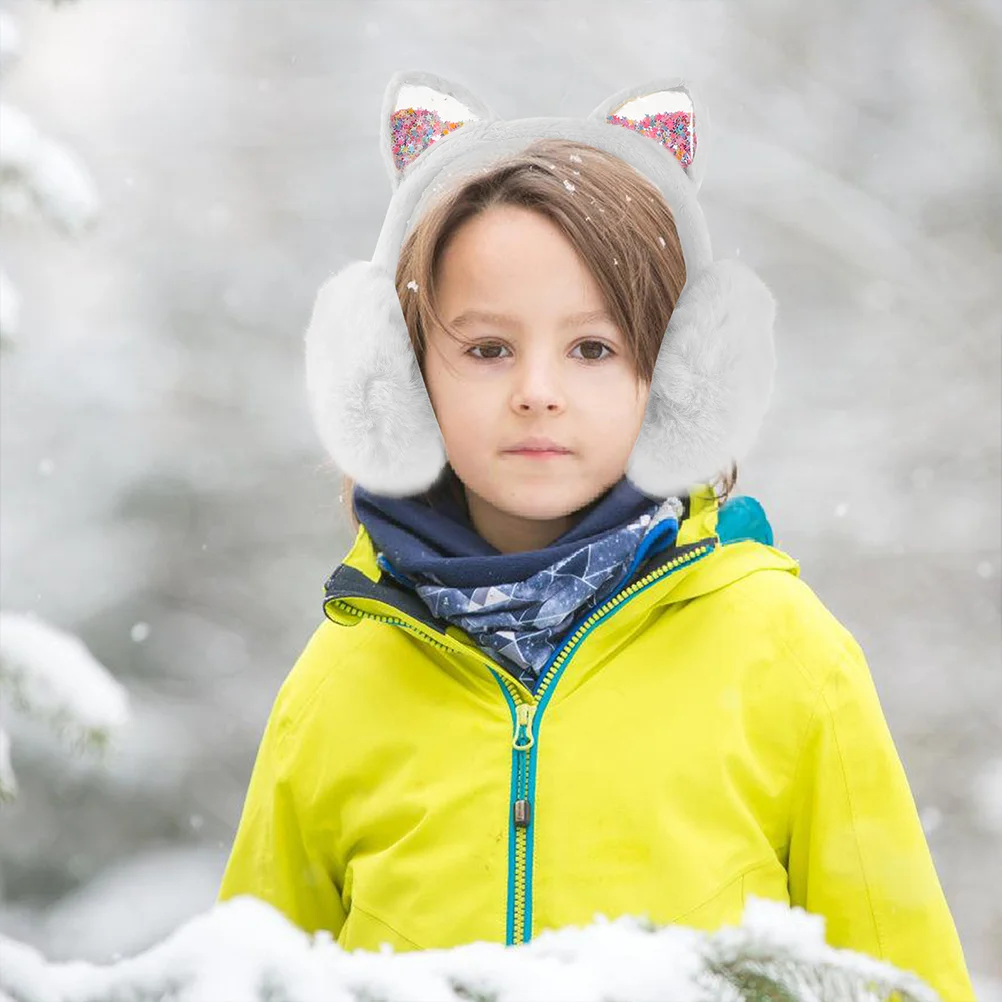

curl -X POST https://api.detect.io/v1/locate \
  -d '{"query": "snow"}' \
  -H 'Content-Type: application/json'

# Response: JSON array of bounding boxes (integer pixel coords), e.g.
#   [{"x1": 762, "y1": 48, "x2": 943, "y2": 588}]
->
[
  {"x1": 971, "y1": 758, "x2": 1002, "y2": 834},
  {"x1": 0, "y1": 612, "x2": 129, "y2": 753},
  {"x1": 0, "y1": 102, "x2": 99, "y2": 234},
  {"x1": 0, "y1": 266, "x2": 20, "y2": 345},
  {"x1": 0, "y1": 9, "x2": 21, "y2": 75},
  {"x1": 919, "y1": 804, "x2": 943, "y2": 836},
  {"x1": 129, "y1": 622, "x2": 150, "y2": 643},
  {"x1": 0, "y1": 725, "x2": 16, "y2": 802},
  {"x1": 0, "y1": 0, "x2": 997, "y2": 984},
  {"x1": 0, "y1": 896, "x2": 939, "y2": 1002}
]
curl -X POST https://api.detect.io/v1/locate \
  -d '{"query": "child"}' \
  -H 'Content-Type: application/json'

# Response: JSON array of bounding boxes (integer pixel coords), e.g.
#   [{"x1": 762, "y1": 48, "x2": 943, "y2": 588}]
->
[{"x1": 218, "y1": 72, "x2": 974, "y2": 1000}]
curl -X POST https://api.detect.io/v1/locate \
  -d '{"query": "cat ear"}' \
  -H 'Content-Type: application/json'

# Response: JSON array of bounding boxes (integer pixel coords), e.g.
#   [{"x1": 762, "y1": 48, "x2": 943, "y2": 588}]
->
[
  {"x1": 380, "y1": 71, "x2": 497, "y2": 190},
  {"x1": 589, "y1": 80, "x2": 708, "y2": 190}
]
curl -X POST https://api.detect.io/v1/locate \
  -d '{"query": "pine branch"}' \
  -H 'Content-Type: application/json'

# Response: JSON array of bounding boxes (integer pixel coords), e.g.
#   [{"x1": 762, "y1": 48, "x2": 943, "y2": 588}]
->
[
  {"x1": 0, "y1": 896, "x2": 941, "y2": 1002},
  {"x1": 0, "y1": 612, "x2": 130, "y2": 801},
  {"x1": 700, "y1": 898, "x2": 940, "y2": 1002},
  {"x1": 0, "y1": 725, "x2": 17, "y2": 803}
]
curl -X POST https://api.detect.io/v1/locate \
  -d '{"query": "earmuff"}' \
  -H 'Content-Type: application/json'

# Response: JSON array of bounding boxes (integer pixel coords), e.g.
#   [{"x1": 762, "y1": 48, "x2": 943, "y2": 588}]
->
[{"x1": 304, "y1": 71, "x2": 775, "y2": 498}]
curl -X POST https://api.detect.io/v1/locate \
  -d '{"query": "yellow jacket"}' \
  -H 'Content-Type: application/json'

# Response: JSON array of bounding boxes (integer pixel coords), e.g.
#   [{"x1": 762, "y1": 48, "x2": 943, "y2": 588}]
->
[{"x1": 218, "y1": 486, "x2": 974, "y2": 1000}]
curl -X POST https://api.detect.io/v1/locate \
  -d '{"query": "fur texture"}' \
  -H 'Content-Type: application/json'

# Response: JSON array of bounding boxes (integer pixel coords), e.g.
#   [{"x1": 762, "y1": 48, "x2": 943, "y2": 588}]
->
[
  {"x1": 304, "y1": 260, "x2": 445, "y2": 495},
  {"x1": 305, "y1": 72, "x2": 777, "y2": 499},
  {"x1": 626, "y1": 260, "x2": 776, "y2": 497}
]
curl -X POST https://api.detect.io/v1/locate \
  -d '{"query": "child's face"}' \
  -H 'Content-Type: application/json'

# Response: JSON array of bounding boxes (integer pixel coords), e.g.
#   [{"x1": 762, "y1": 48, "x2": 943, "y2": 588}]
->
[{"x1": 423, "y1": 205, "x2": 651, "y2": 553}]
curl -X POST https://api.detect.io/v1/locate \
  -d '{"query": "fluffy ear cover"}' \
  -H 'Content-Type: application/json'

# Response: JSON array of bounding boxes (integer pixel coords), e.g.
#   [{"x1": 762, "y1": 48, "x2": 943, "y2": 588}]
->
[
  {"x1": 304, "y1": 260, "x2": 446, "y2": 495},
  {"x1": 626, "y1": 259, "x2": 776, "y2": 498}
]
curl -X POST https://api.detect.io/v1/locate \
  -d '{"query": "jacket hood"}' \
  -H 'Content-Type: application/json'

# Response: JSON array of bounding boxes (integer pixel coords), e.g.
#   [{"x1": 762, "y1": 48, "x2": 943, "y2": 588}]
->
[{"x1": 324, "y1": 484, "x2": 799, "y2": 640}]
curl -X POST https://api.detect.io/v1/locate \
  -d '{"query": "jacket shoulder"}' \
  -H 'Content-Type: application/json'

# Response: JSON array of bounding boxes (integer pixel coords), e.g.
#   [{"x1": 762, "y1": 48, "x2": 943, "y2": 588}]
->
[
  {"x1": 714, "y1": 558, "x2": 870, "y2": 695},
  {"x1": 269, "y1": 616, "x2": 385, "y2": 738}
]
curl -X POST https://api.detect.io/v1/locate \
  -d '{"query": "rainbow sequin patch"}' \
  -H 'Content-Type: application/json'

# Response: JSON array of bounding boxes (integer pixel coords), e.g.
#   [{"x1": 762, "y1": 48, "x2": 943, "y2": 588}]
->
[
  {"x1": 606, "y1": 109, "x2": 695, "y2": 169},
  {"x1": 391, "y1": 107, "x2": 465, "y2": 172}
]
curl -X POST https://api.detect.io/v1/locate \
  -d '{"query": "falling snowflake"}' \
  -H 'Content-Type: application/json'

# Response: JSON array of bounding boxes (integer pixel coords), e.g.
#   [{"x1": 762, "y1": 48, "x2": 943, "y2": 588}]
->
[
  {"x1": 971, "y1": 758, "x2": 1002, "y2": 833},
  {"x1": 919, "y1": 805, "x2": 943, "y2": 835}
]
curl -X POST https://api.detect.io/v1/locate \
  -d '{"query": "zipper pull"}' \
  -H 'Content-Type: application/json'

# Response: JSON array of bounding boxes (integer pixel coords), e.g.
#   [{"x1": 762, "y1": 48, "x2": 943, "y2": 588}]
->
[
  {"x1": 513, "y1": 799, "x2": 531, "y2": 828},
  {"x1": 513, "y1": 702, "x2": 535, "y2": 751}
]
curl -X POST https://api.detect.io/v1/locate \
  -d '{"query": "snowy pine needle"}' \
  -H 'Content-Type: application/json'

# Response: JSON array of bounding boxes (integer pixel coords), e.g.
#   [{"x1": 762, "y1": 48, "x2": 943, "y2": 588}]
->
[
  {"x1": 0, "y1": 896, "x2": 940, "y2": 1002},
  {"x1": 0, "y1": 266, "x2": 20, "y2": 346},
  {"x1": 0, "y1": 725, "x2": 16, "y2": 803},
  {"x1": 0, "y1": 10, "x2": 21, "y2": 76},
  {"x1": 701, "y1": 899, "x2": 939, "y2": 1002},
  {"x1": 0, "y1": 102, "x2": 100, "y2": 234},
  {"x1": 0, "y1": 612, "x2": 129, "y2": 769}
]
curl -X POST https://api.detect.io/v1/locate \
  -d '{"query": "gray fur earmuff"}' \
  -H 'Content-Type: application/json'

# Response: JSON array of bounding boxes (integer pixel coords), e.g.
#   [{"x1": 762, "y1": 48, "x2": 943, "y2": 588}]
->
[{"x1": 304, "y1": 70, "x2": 775, "y2": 498}]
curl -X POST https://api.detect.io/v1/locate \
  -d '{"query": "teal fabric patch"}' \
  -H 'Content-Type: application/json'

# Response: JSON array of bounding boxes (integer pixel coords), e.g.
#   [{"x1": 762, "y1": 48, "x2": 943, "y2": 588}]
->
[{"x1": 716, "y1": 495, "x2": 773, "y2": 546}]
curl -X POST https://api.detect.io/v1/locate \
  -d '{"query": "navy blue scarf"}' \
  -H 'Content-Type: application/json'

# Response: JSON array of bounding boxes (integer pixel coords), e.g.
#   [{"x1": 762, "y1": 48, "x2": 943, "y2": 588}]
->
[{"x1": 353, "y1": 477, "x2": 684, "y2": 687}]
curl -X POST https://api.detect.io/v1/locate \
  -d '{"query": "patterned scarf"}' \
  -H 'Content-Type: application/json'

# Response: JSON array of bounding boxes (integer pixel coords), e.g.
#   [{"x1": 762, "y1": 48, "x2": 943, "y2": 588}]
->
[{"x1": 353, "y1": 478, "x2": 683, "y2": 689}]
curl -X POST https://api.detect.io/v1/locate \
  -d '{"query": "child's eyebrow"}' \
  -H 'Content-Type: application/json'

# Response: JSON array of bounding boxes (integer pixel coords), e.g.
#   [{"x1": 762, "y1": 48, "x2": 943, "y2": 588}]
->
[{"x1": 450, "y1": 308, "x2": 616, "y2": 330}]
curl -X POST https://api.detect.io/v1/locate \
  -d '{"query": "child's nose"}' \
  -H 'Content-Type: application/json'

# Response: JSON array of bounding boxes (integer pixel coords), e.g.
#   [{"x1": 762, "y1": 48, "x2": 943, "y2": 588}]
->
[{"x1": 509, "y1": 357, "x2": 566, "y2": 413}]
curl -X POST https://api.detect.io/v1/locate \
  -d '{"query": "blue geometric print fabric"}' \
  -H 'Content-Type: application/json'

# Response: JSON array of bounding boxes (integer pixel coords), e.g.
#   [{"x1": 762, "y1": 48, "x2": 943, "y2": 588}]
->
[{"x1": 412, "y1": 496, "x2": 683, "y2": 686}]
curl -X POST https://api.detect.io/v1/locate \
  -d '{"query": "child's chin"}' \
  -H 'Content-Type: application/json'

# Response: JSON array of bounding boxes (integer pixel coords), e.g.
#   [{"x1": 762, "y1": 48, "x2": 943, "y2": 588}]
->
[{"x1": 498, "y1": 484, "x2": 598, "y2": 523}]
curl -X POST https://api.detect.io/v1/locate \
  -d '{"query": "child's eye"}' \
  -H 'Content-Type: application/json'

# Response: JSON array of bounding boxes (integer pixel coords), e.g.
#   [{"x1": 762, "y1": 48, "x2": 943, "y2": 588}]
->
[
  {"x1": 572, "y1": 340, "x2": 614, "y2": 361},
  {"x1": 467, "y1": 342, "x2": 510, "y2": 360}
]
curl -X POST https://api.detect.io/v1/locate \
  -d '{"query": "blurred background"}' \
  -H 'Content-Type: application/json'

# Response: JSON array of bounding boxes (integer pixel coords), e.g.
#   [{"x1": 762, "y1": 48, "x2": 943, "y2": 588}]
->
[{"x1": 0, "y1": 0, "x2": 999, "y2": 985}]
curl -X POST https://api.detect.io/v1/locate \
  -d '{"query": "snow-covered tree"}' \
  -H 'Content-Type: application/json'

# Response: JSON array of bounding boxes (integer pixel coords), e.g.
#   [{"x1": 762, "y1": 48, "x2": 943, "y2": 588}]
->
[
  {"x1": 0, "y1": 1, "x2": 98, "y2": 347},
  {"x1": 0, "y1": 896, "x2": 940, "y2": 1002},
  {"x1": 0, "y1": 3, "x2": 121, "y2": 806},
  {"x1": 0, "y1": 612, "x2": 129, "y2": 803}
]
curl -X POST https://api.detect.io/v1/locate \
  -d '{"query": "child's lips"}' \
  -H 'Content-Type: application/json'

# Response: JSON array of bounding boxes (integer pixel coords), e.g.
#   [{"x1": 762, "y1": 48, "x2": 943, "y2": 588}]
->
[
  {"x1": 503, "y1": 437, "x2": 573, "y2": 457},
  {"x1": 507, "y1": 449, "x2": 573, "y2": 459}
]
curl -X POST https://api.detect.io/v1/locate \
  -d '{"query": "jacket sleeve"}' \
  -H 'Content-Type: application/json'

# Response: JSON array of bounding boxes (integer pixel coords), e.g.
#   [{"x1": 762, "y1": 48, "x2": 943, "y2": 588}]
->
[
  {"x1": 786, "y1": 632, "x2": 975, "y2": 1002},
  {"x1": 217, "y1": 654, "x2": 346, "y2": 938}
]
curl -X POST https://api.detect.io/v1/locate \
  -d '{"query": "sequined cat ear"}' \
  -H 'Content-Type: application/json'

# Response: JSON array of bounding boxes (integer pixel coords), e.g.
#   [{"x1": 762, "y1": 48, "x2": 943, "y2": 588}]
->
[
  {"x1": 379, "y1": 71, "x2": 497, "y2": 190},
  {"x1": 589, "y1": 80, "x2": 708, "y2": 190}
]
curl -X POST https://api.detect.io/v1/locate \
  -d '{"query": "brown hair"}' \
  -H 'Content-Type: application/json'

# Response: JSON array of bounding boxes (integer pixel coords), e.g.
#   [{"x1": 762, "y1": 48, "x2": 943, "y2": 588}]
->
[{"x1": 341, "y1": 137, "x2": 737, "y2": 530}]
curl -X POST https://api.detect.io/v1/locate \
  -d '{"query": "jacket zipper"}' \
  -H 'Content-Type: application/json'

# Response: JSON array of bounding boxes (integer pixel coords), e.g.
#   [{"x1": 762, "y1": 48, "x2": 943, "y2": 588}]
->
[
  {"x1": 490, "y1": 539, "x2": 715, "y2": 945},
  {"x1": 329, "y1": 538, "x2": 715, "y2": 947}
]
